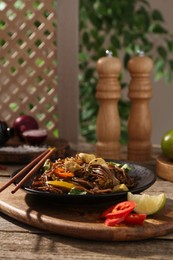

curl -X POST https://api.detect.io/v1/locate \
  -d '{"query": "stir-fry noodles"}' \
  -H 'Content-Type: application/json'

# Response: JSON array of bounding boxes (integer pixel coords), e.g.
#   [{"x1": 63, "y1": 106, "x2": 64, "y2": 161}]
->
[{"x1": 30, "y1": 153, "x2": 137, "y2": 195}]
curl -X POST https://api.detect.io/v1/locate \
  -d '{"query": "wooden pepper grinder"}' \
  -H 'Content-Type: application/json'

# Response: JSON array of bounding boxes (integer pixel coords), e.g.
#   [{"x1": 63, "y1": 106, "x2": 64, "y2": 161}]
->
[
  {"x1": 96, "y1": 51, "x2": 121, "y2": 159},
  {"x1": 127, "y1": 51, "x2": 153, "y2": 161}
]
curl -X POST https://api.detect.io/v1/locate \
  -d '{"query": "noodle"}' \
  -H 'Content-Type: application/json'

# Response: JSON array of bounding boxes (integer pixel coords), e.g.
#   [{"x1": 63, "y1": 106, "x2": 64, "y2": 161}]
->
[{"x1": 30, "y1": 153, "x2": 137, "y2": 195}]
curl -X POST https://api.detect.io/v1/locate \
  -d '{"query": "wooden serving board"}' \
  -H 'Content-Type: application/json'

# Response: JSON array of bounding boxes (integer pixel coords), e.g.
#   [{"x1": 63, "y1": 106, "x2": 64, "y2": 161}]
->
[
  {"x1": 156, "y1": 155, "x2": 173, "y2": 182},
  {"x1": 1, "y1": 182, "x2": 173, "y2": 241}
]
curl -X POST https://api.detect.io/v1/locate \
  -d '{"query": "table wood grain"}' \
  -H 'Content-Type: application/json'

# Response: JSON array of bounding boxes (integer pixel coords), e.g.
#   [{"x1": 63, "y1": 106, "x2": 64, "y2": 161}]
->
[{"x1": 1, "y1": 145, "x2": 173, "y2": 259}]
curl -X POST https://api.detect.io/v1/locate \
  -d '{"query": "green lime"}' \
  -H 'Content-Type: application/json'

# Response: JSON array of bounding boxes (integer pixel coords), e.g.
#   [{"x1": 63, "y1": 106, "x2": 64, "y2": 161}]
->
[
  {"x1": 161, "y1": 129, "x2": 173, "y2": 159},
  {"x1": 127, "y1": 192, "x2": 166, "y2": 215}
]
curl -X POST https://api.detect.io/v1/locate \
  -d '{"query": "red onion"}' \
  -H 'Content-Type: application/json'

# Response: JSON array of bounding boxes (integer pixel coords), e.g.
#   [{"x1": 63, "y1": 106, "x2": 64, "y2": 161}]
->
[
  {"x1": 13, "y1": 115, "x2": 38, "y2": 138},
  {"x1": 22, "y1": 129, "x2": 47, "y2": 145}
]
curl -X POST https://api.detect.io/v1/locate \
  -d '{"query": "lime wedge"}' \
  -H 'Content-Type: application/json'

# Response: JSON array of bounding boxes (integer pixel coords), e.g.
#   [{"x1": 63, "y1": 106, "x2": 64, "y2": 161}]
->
[{"x1": 127, "y1": 192, "x2": 166, "y2": 215}]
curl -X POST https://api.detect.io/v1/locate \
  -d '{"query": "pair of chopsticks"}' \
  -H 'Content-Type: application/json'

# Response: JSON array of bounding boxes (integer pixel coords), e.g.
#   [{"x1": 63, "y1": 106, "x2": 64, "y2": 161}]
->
[{"x1": 0, "y1": 147, "x2": 56, "y2": 194}]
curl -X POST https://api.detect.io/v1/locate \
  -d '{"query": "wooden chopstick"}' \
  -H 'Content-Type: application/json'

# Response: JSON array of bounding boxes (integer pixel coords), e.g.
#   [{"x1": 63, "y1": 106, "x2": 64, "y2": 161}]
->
[
  {"x1": 11, "y1": 147, "x2": 56, "y2": 194},
  {"x1": 0, "y1": 147, "x2": 55, "y2": 193}
]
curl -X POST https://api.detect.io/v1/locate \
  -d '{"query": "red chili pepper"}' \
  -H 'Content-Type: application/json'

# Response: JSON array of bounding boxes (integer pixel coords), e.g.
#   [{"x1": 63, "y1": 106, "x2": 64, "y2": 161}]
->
[
  {"x1": 100, "y1": 201, "x2": 146, "y2": 227},
  {"x1": 104, "y1": 214, "x2": 127, "y2": 226},
  {"x1": 124, "y1": 213, "x2": 146, "y2": 225},
  {"x1": 105, "y1": 201, "x2": 136, "y2": 218}
]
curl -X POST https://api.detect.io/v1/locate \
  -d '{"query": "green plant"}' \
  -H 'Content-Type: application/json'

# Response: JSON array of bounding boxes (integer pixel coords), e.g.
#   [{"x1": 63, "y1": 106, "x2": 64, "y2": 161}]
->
[{"x1": 79, "y1": 0, "x2": 173, "y2": 144}]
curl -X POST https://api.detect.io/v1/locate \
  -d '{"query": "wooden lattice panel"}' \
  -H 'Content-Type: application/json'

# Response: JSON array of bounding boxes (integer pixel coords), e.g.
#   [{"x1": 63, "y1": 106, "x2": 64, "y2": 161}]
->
[{"x1": 0, "y1": 0, "x2": 59, "y2": 138}]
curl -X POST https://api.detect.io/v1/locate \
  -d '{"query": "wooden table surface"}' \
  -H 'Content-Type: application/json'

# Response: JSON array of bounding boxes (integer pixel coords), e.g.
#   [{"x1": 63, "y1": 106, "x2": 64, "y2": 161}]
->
[{"x1": 1, "y1": 145, "x2": 173, "y2": 260}]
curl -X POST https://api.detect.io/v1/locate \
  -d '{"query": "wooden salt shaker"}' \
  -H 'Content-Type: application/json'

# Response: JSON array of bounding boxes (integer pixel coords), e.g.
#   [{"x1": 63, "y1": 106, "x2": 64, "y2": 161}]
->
[
  {"x1": 96, "y1": 51, "x2": 121, "y2": 159},
  {"x1": 127, "y1": 51, "x2": 153, "y2": 161}
]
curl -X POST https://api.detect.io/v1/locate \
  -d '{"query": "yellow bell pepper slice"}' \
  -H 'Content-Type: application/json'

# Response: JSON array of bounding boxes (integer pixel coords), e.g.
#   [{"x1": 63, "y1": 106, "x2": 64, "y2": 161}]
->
[{"x1": 46, "y1": 180, "x2": 76, "y2": 190}]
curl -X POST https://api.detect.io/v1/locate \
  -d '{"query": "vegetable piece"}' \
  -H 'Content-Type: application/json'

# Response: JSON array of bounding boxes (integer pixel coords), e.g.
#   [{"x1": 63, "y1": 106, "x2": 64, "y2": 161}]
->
[
  {"x1": 54, "y1": 168, "x2": 74, "y2": 178},
  {"x1": 109, "y1": 162, "x2": 131, "y2": 172},
  {"x1": 64, "y1": 158, "x2": 82, "y2": 172},
  {"x1": 13, "y1": 115, "x2": 38, "y2": 138},
  {"x1": 68, "y1": 187, "x2": 87, "y2": 195},
  {"x1": 124, "y1": 213, "x2": 146, "y2": 225},
  {"x1": 43, "y1": 159, "x2": 51, "y2": 171},
  {"x1": 89, "y1": 157, "x2": 108, "y2": 168},
  {"x1": 112, "y1": 184, "x2": 128, "y2": 192},
  {"x1": 105, "y1": 201, "x2": 136, "y2": 218},
  {"x1": 78, "y1": 153, "x2": 96, "y2": 163},
  {"x1": 46, "y1": 180, "x2": 76, "y2": 190},
  {"x1": 22, "y1": 129, "x2": 47, "y2": 145},
  {"x1": 100, "y1": 201, "x2": 147, "y2": 227},
  {"x1": 104, "y1": 215, "x2": 127, "y2": 226},
  {"x1": 121, "y1": 163, "x2": 131, "y2": 172},
  {"x1": 104, "y1": 212, "x2": 146, "y2": 226}
]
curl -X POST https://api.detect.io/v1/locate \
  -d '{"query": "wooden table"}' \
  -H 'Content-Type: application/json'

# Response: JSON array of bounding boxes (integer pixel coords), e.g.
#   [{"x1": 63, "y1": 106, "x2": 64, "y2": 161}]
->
[{"x1": 1, "y1": 145, "x2": 173, "y2": 260}]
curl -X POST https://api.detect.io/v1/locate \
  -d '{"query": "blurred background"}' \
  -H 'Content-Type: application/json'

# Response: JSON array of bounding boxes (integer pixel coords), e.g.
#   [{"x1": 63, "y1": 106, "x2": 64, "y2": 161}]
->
[
  {"x1": 0, "y1": 0, "x2": 173, "y2": 147},
  {"x1": 150, "y1": 0, "x2": 173, "y2": 144},
  {"x1": 79, "y1": 0, "x2": 173, "y2": 145}
]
